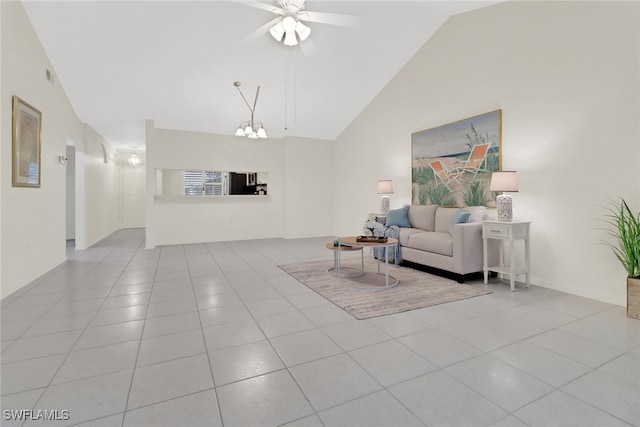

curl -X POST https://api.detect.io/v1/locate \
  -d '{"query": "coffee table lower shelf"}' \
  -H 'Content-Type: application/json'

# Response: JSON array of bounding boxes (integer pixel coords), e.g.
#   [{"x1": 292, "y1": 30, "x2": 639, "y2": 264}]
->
[
  {"x1": 336, "y1": 236, "x2": 399, "y2": 289},
  {"x1": 325, "y1": 243, "x2": 364, "y2": 278}
]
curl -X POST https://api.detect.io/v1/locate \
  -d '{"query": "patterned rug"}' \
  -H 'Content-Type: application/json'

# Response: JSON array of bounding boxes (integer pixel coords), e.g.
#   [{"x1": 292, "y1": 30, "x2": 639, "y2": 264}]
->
[{"x1": 278, "y1": 258, "x2": 491, "y2": 320}]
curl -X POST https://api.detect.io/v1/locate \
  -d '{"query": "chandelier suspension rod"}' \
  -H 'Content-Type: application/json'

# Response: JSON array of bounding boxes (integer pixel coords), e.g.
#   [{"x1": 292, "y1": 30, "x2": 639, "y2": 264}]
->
[{"x1": 235, "y1": 85, "x2": 261, "y2": 115}]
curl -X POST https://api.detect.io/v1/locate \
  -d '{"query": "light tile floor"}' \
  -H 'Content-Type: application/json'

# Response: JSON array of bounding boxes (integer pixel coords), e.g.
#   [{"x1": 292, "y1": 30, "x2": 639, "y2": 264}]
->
[{"x1": 1, "y1": 229, "x2": 639, "y2": 427}]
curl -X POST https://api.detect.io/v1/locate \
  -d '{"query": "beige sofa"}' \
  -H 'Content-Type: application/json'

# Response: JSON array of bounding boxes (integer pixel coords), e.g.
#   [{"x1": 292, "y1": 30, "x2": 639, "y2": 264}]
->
[{"x1": 396, "y1": 205, "x2": 497, "y2": 282}]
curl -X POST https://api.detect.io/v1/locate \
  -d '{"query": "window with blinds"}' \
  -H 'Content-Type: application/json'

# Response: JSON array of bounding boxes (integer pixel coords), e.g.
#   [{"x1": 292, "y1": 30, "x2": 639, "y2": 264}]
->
[{"x1": 184, "y1": 170, "x2": 226, "y2": 196}]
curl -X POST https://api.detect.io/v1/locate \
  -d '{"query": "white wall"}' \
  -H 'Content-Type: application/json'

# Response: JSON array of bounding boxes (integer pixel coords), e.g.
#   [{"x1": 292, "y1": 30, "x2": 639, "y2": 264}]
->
[
  {"x1": 1, "y1": 1, "x2": 82, "y2": 298},
  {"x1": 334, "y1": 1, "x2": 639, "y2": 306},
  {"x1": 121, "y1": 154, "x2": 146, "y2": 229},
  {"x1": 1, "y1": 1, "x2": 122, "y2": 297},
  {"x1": 65, "y1": 145, "x2": 76, "y2": 239},
  {"x1": 145, "y1": 121, "x2": 333, "y2": 247},
  {"x1": 74, "y1": 125, "x2": 120, "y2": 250},
  {"x1": 282, "y1": 137, "x2": 334, "y2": 239},
  {"x1": 0, "y1": 0, "x2": 3, "y2": 295}
]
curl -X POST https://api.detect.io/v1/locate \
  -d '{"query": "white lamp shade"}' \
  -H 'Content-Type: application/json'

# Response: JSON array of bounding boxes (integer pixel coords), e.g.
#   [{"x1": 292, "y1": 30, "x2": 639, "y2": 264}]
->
[
  {"x1": 377, "y1": 180, "x2": 394, "y2": 194},
  {"x1": 269, "y1": 22, "x2": 285, "y2": 41},
  {"x1": 235, "y1": 127, "x2": 245, "y2": 136},
  {"x1": 244, "y1": 125, "x2": 253, "y2": 135},
  {"x1": 283, "y1": 31, "x2": 297, "y2": 46},
  {"x1": 282, "y1": 16, "x2": 297, "y2": 32},
  {"x1": 490, "y1": 171, "x2": 519, "y2": 192},
  {"x1": 256, "y1": 127, "x2": 267, "y2": 138},
  {"x1": 295, "y1": 21, "x2": 311, "y2": 41},
  {"x1": 247, "y1": 132, "x2": 258, "y2": 139}
]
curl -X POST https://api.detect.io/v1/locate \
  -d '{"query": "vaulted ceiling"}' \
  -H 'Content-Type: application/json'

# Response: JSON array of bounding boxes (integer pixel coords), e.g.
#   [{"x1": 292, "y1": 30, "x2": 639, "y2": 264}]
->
[{"x1": 22, "y1": 1, "x2": 502, "y2": 153}]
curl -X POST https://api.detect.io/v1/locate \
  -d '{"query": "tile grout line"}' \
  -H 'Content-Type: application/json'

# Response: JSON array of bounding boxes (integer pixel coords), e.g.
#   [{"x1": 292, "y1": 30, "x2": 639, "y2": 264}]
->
[
  {"x1": 10, "y1": 230, "x2": 147, "y2": 426},
  {"x1": 226, "y1": 240, "x2": 325, "y2": 425},
  {"x1": 119, "y1": 235, "x2": 162, "y2": 427}
]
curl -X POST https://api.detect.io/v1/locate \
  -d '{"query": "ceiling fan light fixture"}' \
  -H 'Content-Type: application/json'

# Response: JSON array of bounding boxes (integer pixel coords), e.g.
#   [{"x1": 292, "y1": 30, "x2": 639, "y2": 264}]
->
[
  {"x1": 295, "y1": 21, "x2": 311, "y2": 41},
  {"x1": 269, "y1": 22, "x2": 285, "y2": 41},
  {"x1": 283, "y1": 31, "x2": 298, "y2": 46},
  {"x1": 282, "y1": 16, "x2": 297, "y2": 32}
]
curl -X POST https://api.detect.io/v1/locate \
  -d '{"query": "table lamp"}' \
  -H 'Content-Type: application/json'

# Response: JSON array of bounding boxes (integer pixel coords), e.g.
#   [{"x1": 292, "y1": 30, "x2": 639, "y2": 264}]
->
[
  {"x1": 377, "y1": 180, "x2": 393, "y2": 214},
  {"x1": 490, "y1": 171, "x2": 518, "y2": 221}
]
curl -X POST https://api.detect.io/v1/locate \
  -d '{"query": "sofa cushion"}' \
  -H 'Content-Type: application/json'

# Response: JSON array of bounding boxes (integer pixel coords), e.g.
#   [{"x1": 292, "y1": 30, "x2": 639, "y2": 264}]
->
[
  {"x1": 385, "y1": 206, "x2": 411, "y2": 228},
  {"x1": 434, "y1": 207, "x2": 460, "y2": 233},
  {"x1": 398, "y1": 227, "x2": 425, "y2": 246},
  {"x1": 407, "y1": 231, "x2": 453, "y2": 257},
  {"x1": 463, "y1": 206, "x2": 486, "y2": 222},
  {"x1": 408, "y1": 205, "x2": 438, "y2": 231},
  {"x1": 449, "y1": 209, "x2": 471, "y2": 234}
]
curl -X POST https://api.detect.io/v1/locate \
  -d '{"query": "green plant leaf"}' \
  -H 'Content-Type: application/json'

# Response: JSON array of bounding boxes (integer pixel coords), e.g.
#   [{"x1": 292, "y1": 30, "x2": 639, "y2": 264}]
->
[{"x1": 599, "y1": 198, "x2": 640, "y2": 278}]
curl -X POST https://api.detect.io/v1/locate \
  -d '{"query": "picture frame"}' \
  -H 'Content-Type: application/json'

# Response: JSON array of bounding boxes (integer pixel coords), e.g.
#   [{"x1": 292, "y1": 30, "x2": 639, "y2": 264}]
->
[
  {"x1": 12, "y1": 96, "x2": 42, "y2": 188},
  {"x1": 411, "y1": 110, "x2": 502, "y2": 207}
]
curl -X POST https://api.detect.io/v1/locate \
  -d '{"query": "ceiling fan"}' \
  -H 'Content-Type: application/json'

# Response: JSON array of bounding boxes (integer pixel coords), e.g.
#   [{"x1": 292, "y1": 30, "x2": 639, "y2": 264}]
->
[{"x1": 240, "y1": 0, "x2": 361, "y2": 48}]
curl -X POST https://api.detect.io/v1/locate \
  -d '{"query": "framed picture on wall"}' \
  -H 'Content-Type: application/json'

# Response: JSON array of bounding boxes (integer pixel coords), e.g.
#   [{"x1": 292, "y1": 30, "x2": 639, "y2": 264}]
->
[
  {"x1": 12, "y1": 96, "x2": 42, "y2": 188},
  {"x1": 411, "y1": 110, "x2": 502, "y2": 207}
]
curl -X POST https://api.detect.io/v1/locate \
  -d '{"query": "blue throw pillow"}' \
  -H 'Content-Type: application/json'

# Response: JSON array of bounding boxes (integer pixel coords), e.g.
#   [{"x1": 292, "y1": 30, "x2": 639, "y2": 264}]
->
[
  {"x1": 449, "y1": 209, "x2": 471, "y2": 234},
  {"x1": 385, "y1": 206, "x2": 411, "y2": 228}
]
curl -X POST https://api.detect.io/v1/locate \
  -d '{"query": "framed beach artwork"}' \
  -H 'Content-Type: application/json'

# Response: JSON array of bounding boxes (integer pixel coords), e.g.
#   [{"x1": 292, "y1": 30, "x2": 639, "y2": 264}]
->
[
  {"x1": 411, "y1": 110, "x2": 501, "y2": 207},
  {"x1": 12, "y1": 96, "x2": 42, "y2": 188}
]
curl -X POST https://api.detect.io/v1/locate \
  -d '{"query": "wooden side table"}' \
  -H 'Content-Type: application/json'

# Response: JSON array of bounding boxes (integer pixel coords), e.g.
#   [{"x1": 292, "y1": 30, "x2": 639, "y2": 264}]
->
[{"x1": 482, "y1": 220, "x2": 530, "y2": 291}]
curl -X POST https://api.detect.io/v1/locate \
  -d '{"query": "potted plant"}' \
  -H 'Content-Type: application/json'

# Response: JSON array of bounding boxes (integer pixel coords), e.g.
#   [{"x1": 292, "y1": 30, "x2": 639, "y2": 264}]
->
[{"x1": 603, "y1": 198, "x2": 640, "y2": 319}]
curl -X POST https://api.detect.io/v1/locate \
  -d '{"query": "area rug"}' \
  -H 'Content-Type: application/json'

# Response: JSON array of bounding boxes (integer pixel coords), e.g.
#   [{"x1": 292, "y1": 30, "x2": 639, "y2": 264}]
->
[{"x1": 278, "y1": 258, "x2": 491, "y2": 320}]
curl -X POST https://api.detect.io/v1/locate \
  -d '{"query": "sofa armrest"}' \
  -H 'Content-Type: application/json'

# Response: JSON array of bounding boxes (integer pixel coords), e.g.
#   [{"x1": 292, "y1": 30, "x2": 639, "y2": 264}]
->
[{"x1": 451, "y1": 222, "x2": 497, "y2": 274}]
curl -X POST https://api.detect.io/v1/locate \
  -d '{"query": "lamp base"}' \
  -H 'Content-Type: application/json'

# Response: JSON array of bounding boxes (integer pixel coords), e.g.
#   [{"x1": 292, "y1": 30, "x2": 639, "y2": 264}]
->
[
  {"x1": 380, "y1": 196, "x2": 390, "y2": 214},
  {"x1": 496, "y1": 194, "x2": 513, "y2": 221}
]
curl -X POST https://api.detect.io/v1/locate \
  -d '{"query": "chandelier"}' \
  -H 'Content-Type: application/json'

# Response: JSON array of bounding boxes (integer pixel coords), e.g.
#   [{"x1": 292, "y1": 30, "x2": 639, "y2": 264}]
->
[
  {"x1": 127, "y1": 151, "x2": 141, "y2": 167},
  {"x1": 233, "y1": 81, "x2": 267, "y2": 139},
  {"x1": 269, "y1": 16, "x2": 311, "y2": 47}
]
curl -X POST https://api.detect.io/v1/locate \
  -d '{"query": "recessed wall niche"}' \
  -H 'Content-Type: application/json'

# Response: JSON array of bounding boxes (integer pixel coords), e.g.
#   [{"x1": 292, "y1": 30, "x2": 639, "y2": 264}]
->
[{"x1": 155, "y1": 169, "x2": 268, "y2": 197}]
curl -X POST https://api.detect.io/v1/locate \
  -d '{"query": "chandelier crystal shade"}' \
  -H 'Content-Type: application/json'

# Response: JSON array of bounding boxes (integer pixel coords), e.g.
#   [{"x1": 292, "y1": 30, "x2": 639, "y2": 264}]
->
[{"x1": 233, "y1": 81, "x2": 267, "y2": 139}]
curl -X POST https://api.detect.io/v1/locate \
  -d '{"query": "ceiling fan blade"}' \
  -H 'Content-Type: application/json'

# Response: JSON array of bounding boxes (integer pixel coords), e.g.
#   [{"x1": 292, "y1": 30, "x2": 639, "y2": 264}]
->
[
  {"x1": 240, "y1": 16, "x2": 283, "y2": 44},
  {"x1": 297, "y1": 11, "x2": 361, "y2": 27},
  {"x1": 237, "y1": 1, "x2": 285, "y2": 16},
  {"x1": 300, "y1": 38, "x2": 316, "y2": 56}
]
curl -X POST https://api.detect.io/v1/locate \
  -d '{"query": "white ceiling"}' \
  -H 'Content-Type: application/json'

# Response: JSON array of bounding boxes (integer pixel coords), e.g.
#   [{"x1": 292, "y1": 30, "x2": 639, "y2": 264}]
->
[{"x1": 22, "y1": 0, "x2": 502, "y2": 153}]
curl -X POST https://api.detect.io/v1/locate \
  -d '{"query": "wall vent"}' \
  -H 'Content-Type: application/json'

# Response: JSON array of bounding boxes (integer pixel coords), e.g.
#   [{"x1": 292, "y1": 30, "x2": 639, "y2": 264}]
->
[{"x1": 46, "y1": 69, "x2": 54, "y2": 84}]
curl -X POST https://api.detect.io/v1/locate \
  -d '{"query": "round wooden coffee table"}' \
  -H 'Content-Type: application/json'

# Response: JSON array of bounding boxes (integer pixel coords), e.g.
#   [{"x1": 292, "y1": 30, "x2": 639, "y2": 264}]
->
[
  {"x1": 337, "y1": 236, "x2": 399, "y2": 289},
  {"x1": 325, "y1": 243, "x2": 364, "y2": 278}
]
